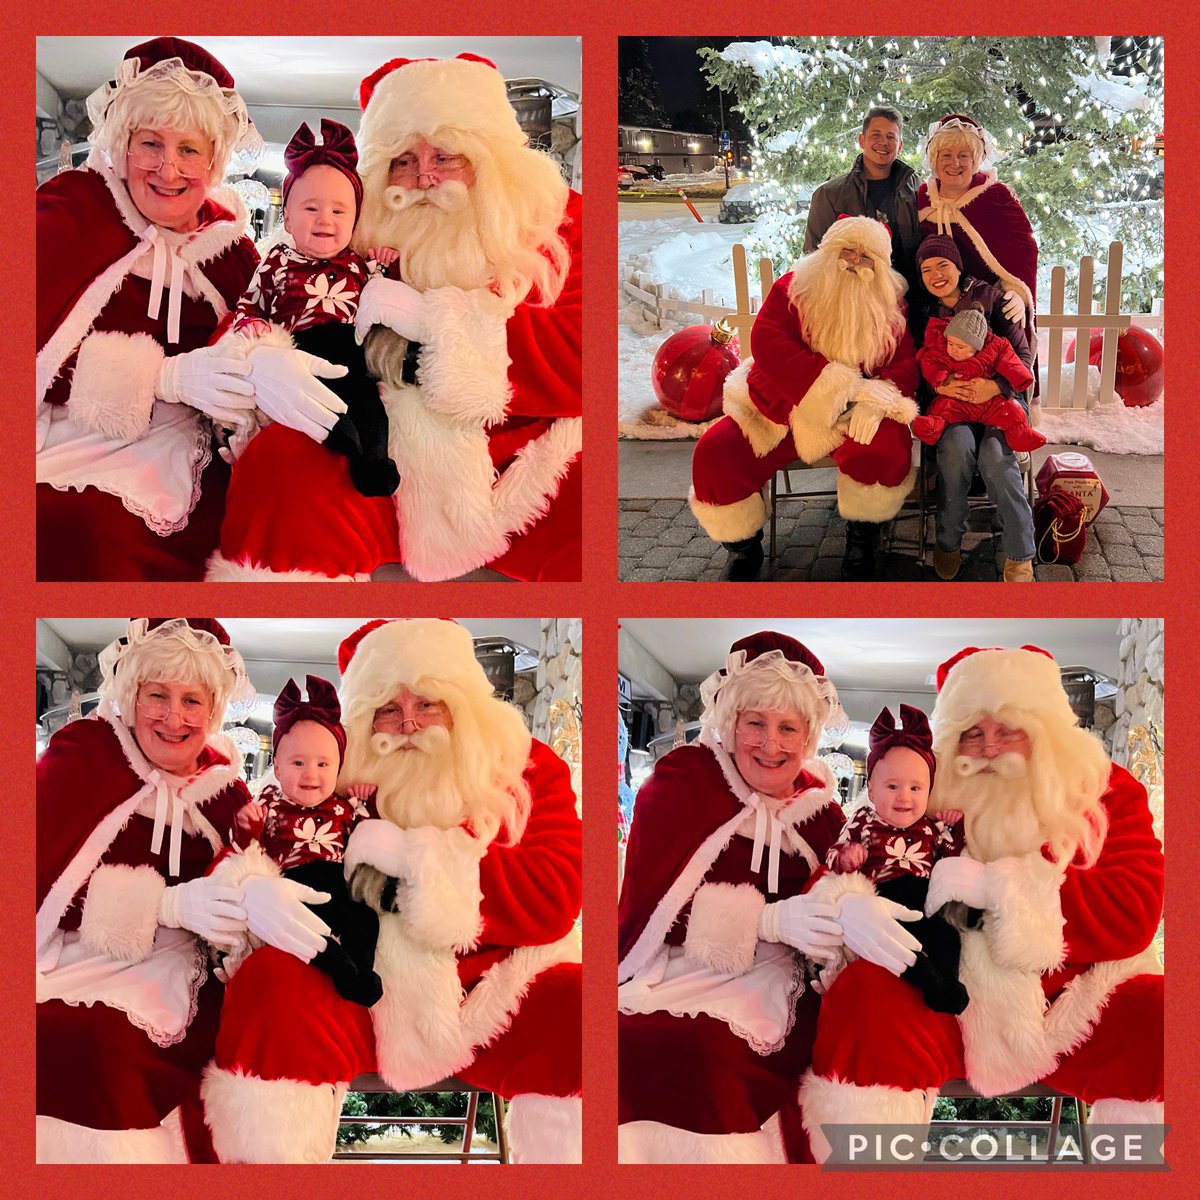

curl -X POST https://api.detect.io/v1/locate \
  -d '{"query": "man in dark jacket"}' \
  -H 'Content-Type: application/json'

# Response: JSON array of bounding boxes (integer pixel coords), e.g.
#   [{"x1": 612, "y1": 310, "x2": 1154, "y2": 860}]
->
[{"x1": 803, "y1": 107, "x2": 921, "y2": 294}]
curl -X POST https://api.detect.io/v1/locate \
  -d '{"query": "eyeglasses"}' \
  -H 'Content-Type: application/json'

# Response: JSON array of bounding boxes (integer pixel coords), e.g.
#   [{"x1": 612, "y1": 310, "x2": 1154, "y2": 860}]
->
[
  {"x1": 389, "y1": 152, "x2": 471, "y2": 182},
  {"x1": 126, "y1": 139, "x2": 214, "y2": 180},
  {"x1": 373, "y1": 702, "x2": 449, "y2": 731},
  {"x1": 734, "y1": 719, "x2": 808, "y2": 751},
  {"x1": 959, "y1": 725, "x2": 1026, "y2": 749},
  {"x1": 136, "y1": 696, "x2": 210, "y2": 728}
]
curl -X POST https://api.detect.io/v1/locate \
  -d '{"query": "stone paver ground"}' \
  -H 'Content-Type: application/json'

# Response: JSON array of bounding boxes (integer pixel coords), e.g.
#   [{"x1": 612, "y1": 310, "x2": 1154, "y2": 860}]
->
[{"x1": 618, "y1": 498, "x2": 1164, "y2": 582}]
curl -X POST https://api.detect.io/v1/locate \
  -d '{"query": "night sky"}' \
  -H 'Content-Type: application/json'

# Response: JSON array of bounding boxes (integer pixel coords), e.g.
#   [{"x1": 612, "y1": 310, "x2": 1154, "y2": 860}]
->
[{"x1": 642, "y1": 37, "x2": 769, "y2": 121}]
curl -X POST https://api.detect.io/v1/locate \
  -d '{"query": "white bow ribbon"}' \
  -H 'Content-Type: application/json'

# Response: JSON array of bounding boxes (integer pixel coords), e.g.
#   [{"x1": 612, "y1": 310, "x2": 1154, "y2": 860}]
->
[
  {"x1": 746, "y1": 792, "x2": 784, "y2": 895},
  {"x1": 145, "y1": 769, "x2": 187, "y2": 878},
  {"x1": 144, "y1": 227, "x2": 186, "y2": 345}
]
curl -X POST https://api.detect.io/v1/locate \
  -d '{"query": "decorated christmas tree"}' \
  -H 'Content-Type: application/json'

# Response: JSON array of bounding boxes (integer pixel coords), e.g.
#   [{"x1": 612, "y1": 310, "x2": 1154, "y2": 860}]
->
[{"x1": 700, "y1": 36, "x2": 1163, "y2": 311}]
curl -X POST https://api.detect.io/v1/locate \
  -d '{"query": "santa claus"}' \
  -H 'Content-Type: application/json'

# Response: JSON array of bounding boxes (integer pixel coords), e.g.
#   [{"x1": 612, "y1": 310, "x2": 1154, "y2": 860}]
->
[
  {"x1": 690, "y1": 215, "x2": 918, "y2": 581},
  {"x1": 800, "y1": 646, "x2": 1164, "y2": 1161},
  {"x1": 202, "y1": 618, "x2": 583, "y2": 1162},
  {"x1": 208, "y1": 54, "x2": 582, "y2": 582}
]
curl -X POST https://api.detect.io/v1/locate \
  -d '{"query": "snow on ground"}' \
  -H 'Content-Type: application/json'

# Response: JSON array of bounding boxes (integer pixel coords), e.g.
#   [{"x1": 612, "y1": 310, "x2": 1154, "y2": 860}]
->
[{"x1": 619, "y1": 216, "x2": 754, "y2": 437}]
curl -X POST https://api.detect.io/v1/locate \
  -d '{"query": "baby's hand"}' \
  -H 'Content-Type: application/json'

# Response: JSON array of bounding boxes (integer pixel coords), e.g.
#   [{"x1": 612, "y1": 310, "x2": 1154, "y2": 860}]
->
[
  {"x1": 346, "y1": 783, "x2": 378, "y2": 802},
  {"x1": 368, "y1": 247, "x2": 399, "y2": 271},
  {"x1": 235, "y1": 801, "x2": 267, "y2": 833},
  {"x1": 940, "y1": 809, "x2": 964, "y2": 825},
  {"x1": 838, "y1": 843, "x2": 867, "y2": 871},
  {"x1": 236, "y1": 318, "x2": 271, "y2": 338}
]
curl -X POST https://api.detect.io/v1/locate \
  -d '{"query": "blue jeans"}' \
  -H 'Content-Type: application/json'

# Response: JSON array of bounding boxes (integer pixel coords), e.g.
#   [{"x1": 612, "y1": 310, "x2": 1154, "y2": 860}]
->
[{"x1": 936, "y1": 425, "x2": 1035, "y2": 563}]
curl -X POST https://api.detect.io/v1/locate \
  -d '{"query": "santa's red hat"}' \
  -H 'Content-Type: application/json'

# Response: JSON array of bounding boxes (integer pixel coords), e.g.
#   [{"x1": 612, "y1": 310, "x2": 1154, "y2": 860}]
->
[
  {"x1": 932, "y1": 645, "x2": 1075, "y2": 741},
  {"x1": 338, "y1": 618, "x2": 492, "y2": 717},
  {"x1": 273, "y1": 675, "x2": 347, "y2": 765},
  {"x1": 355, "y1": 53, "x2": 524, "y2": 176},
  {"x1": 817, "y1": 215, "x2": 893, "y2": 266}
]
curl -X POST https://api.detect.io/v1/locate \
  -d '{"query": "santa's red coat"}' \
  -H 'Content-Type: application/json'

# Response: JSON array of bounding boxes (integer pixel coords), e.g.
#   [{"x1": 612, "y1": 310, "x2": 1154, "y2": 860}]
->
[
  {"x1": 808, "y1": 764, "x2": 1164, "y2": 1105},
  {"x1": 212, "y1": 190, "x2": 583, "y2": 582},
  {"x1": 618, "y1": 742, "x2": 845, "y2": 1159},
  {"x1": 691, "y1": 273, "x2": 919, "y2": 533},
  {"x1": 36, "y1": 714, "x2": 250, "y2": 1160},
  {"x1": 36, "y1": 166, "x2": 257, "y2": 580},
  {"x1": 206, "y1": 737, "x2": 582, "y2": 1160}
]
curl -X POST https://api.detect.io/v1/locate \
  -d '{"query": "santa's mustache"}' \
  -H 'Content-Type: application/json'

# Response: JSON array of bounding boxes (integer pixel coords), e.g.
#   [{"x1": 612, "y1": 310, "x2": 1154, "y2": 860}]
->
[
  {"x1": 370, "y1": 725, "x2": 451, "y2": 756},
  {"x1": 953, "y1": 751, "x2": 1028, "y2": 779},
  {"x1": 835, "y1": 257, "x2": 875, "y2": 280},
  {"x1": 383, "y1": 180, "x2": 470, "y2": 213}
]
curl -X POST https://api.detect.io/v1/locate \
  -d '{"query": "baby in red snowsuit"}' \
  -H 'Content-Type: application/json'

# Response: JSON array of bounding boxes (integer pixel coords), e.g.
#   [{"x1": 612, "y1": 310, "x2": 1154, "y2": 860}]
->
[
  {"x1": 913, "y1": 307, "x2": 1044, "y2": 452},
  {"x1": 229, "y1": 675, "x2": 382, "y2": 1006}
]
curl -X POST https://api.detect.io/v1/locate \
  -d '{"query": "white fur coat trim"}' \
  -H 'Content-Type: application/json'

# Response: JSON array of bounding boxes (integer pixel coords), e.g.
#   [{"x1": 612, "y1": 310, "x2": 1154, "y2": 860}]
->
[
  {"x1": 383, "y1": 375, "x2": 578, "y2": 581},
  {"x1": 723, "y1": 362, "x2": 789, "y2": 458},
  {"x1": 36, "y1": 1109, "x2": 187, "y2": 1164},
  {"x1": 507, "y1": 1094, "x2": 583, "y2": 1164},
  {"x1": 836, "y1": 462, "x2": 917, "y2": 522},
  {"x1": 958, "y1": 936, "x2": 1161, "y2": 1096},
  {"x1": 618, "y1": 739, "x2": 836, "y2": 984},
  {"x1": 203, "y1": 551, "x2": 372, "y2": 582},
  {"x1": 418, "y1": 287, "x2": 515, "y2": 426},
  {"x1": 62, "y1": 331, "x2": 165, "y2": 442},
  {"x1": 803, "y1": 870, "x2": 876, "y2": 988},
  {"x1": 200, "y1": 1066, "x2": 346, "y2": 1163},
  {"x1": 688, "y1": 486, "x2": 768, "y2": 543},
  {"x1": 1088, "y1": 1098, "x2": 1164, "y2": 1123},
  {"x1": 35, "y1": 710, "x2": 239, "y2": 957},
  {"x1": 618, "y1": 1113, "x2": 786, "y2": 1164},
  {"x1": 37, "y1": 164, "x2": 246, "y2": 406},
  {"x1": 371, "y1": 923, "x2": 580, "y2": 1090},
  {"x1": 800, "y1": 1071, "x2": 932, "y2": 1163},
  {"x1": 982, "y1": 854, "x2": 1067, "y2": 972},
  {"x1": 343, "y1": 823, "x2": 485, "y2": 952},
  {"x1": 918, "y1": 174, "x2": 1034, "y2": 313},
  {"x1": 684, "y1": 882, "x2": 767, "y2": 975},
  {"x1": 854, "y1": 377, "x2": 919, "y2": 424},
  {"x1": 78, "y1": 863, "x2": 168, "y2": 963},
  {"x1": 789, "y1": 360, "x2": 862, "y2": 462}
]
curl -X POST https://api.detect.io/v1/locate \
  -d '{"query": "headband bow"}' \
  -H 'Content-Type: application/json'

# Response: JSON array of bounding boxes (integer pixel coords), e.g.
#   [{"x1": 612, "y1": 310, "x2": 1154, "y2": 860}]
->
[
  {"x1": 282, "y1": 119, "x2": 364, "y2": 212},
  {"x1": 867, "y1": 703, "x2": 936, "y2": 787},
  {"x1": 272, "y1": 674, "x2": 347, "y2": 765}
]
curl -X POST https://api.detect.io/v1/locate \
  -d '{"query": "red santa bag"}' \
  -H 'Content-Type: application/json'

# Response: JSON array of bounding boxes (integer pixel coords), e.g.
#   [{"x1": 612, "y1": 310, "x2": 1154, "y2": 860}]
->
[{"x1": 1033, "y1": 490, "x2": 1087, "y2": 564}]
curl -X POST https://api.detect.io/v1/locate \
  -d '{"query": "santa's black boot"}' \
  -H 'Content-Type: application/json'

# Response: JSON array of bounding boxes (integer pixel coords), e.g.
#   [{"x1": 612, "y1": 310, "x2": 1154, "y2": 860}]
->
[
  {"x1": 719, "y1": 533, "x2": 764, "y2": 581},
  {"x1": 841, "y1": 521, "x2": 879, "y2": 581}
]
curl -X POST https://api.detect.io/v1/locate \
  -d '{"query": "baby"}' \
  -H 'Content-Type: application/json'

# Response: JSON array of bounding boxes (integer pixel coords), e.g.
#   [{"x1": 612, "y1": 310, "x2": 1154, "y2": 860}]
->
[
  {"x1": 230, "y1": 674, "x2": 382, "y2": 1006},
  {"x1": 825, "y1": 704, "x2": 970, "y2": 1014},
  {"x1": 231, "y1": 119, "x2": 400, "y2": 496},
  {"x1": 913, "y1": 308, "x2": 1044, "y2": 453}
]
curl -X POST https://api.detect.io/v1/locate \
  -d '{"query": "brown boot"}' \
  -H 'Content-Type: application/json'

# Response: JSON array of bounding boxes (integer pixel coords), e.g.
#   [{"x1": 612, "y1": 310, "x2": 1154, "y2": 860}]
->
[
  {"x1": 1003, "y1": 558, "x2": 1035, "y2": 582},
  {"x1": 931, "y1": 545, "x2": 961, "y2": 581}
]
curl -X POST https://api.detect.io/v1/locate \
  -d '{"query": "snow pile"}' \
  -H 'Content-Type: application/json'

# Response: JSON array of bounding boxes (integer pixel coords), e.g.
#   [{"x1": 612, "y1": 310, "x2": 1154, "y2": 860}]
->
[
  {"x1": 1069, "y1": 70, "x2": 1154, "y2": 124},
  {"x1": 763, "y1": 121, "x2": 818, "y2": 154},
  {"x1": 1034, "y1": 358, "x2": 1163, "y2": 454},
  {"x1": 719, "y1": 41, "x2": 813, "y2": 77}
]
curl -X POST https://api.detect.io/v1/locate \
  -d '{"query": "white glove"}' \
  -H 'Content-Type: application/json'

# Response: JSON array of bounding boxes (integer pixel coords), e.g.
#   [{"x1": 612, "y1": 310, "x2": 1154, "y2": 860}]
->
[
  {"x1": 1002, "y1": 290, "x2": 1025, "y2": 323},
  {"x1": 345, "y1": 818, "x2": 410, "y2": 878},
  {"x1": 845, "y1": 401, "x2": 884, "y2": 445},
  {"x1": 838, "y1": 892, "x2": 922, "y2": 977},
  {"x1": 758, "y1": 894, "x2": 843, "y2": 961},
  {"x1": 155, "y1": 344, "x2": 257, "y2": 428},
  {"x1": 925, "y1": 855, "x2": 991, "y2": 915},
  {"x1": 241, "y1": 875, "x2": 331, "y2": 962},
  {"x1": 158, "y1": 876, "x2": 247, "y2": 950},
  {"x1": 355, "y1": 275, "x2": 430, "y2": 344},
  {"x1": 245, "y1": 345, "x2": 349, "y2": 442}
]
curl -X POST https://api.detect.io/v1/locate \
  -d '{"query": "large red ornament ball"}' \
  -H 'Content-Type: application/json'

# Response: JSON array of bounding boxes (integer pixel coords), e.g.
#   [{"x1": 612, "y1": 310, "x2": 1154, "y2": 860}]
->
[
  {"x1": 1066, "y1": 326, "x2": 1164, "y2": 408},
  {"x1": 651, "y1": 321, "x2": 741, "y2": 423}
]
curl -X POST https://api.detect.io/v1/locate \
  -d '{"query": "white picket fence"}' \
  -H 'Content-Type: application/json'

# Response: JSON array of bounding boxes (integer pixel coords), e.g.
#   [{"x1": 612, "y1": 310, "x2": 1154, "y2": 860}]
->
[{"x1": 622, "y1": 240, "x2": 1162, "y2": 411}]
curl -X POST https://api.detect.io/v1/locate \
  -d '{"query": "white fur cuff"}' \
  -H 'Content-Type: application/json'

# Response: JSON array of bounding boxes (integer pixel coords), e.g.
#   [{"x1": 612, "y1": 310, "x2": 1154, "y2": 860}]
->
[
  {"x1": 855, "y1": 377, "x2": 919, "y2": 424},
  {"x1": 684, "y1": 882, "x2": 765, "y2": 975},
  {"x1": 982, "y1": 855, "x2": 1067, "y2": 972},
  {"x1": 800, "y1": 1071, "x2": 931, "y2": 1163},
  {"x1": 689, "y1": 487, "x2": 768, "y2": 543},
  {"x1": 418, "y1": 287, "x2": 514, "y2": 426},
  {"x1": 789, "y1": 360, "x2": 861, "y2": 463},
  {"x1": 70, "y1": 331, "x2": 165, "y2": 441},
  {"x1": 836, "y1": 463, "x2": 917, "y2": 522},
  {"x1": 79, "y1": 864, "x2": 167, "y2": 963}
]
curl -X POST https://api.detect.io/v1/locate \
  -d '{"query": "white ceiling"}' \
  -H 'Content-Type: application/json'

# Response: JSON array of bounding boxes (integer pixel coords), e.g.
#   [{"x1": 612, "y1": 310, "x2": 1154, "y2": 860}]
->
[
  {"x1": 620, "y1": 618, "x2": 1124, "y2": 694},
  {"x1": 37, "y1": 36, "x2": 581, "y2": 108},
  {"x1": 41, "y1": 618, "x2": 542, "y2": 666}
]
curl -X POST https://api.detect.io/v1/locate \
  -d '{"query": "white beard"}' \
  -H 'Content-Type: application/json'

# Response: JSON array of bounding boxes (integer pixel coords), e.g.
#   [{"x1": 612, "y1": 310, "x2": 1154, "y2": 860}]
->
[
  {"x1": 357, "y1": 180, "x2": 493, "y2": 292},
  {"x1": 935, "y1": 754, "x2": 1044, "y2": 861},
  {"x1": 788, "y1": 250, "x2": 903, "y2": 371},
  {"x1": 344, "y1": 726, "x2": 468, "y2": 830}
]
